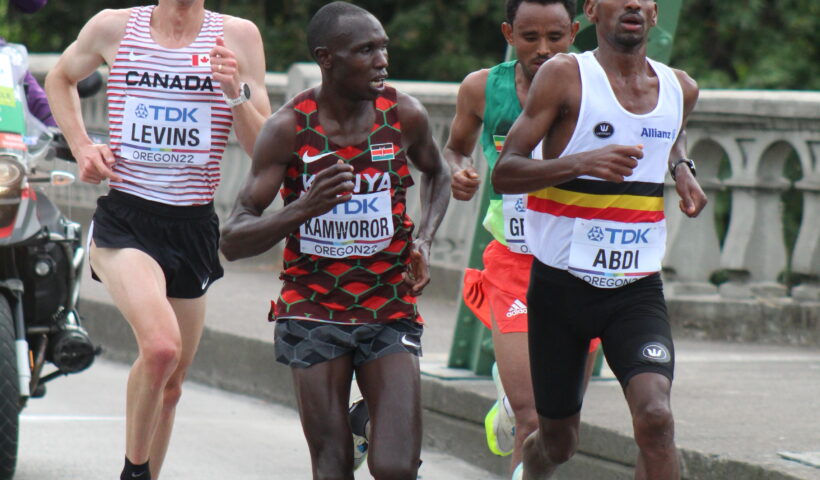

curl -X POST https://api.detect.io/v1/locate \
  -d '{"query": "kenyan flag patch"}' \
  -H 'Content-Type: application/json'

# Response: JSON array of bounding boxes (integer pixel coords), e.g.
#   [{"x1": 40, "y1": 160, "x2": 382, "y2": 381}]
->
[{"x1": 371, "y1": 143, "x2": 395, "y2": 161}]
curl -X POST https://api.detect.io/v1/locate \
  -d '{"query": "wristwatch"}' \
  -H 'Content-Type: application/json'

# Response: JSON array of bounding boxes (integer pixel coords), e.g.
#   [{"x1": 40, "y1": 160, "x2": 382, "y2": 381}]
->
[
  {"x1": 669, "y1": 158, "x2": 696, "y2": 181},
  {"x1": 224, "y1": 82, "x2": 251, "y2": 107}
]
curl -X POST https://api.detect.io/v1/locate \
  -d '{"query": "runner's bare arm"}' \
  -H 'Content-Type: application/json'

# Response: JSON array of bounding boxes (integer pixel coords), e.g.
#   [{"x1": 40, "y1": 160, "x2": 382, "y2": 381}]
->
[
  {"x1": 399, "y1": 92, "x2": 451, "y2": 294},
  {"x1": 45, "y1": 9, "x2": 129, "y2": 184},
  {"x1": 669, "y1": 69, "x2": 707, "y2": 217},
  {"x1": 492, "y1": 54, "x2": 642, "y2": 193},
  {"x1": 443, "y1": 70, "x2": 487, "y2": 201},
  {"x1": 217, "y1": 17, "x2": 272, "y2": 156},
  {"x1": 220, "y1": 108, "x2": 354, "y2": 261}
]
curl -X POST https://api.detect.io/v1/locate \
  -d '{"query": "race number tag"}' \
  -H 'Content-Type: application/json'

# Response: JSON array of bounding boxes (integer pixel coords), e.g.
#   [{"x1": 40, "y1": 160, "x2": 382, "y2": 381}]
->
[
  {"x1": 567, "y1": 218, "x2": 665, "y2": 289},
  {"x1": 502, "y1": 194, "x2": 529, "y2": 254},
  {"x1": 121, "y1": 97, "x2": 212, "y2": 165},
  {"x1": 0, "y1": 54, "x2": 24, "y2": 135},
  {"x1": 300, "y1": 190, "x2": 395, "y2": 258}
]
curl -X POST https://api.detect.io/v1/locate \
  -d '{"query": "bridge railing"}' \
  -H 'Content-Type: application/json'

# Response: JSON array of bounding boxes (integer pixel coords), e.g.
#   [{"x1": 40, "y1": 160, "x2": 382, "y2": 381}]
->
[{"x1": 32, "y1": 58, "x2": 820, "y2": 302}]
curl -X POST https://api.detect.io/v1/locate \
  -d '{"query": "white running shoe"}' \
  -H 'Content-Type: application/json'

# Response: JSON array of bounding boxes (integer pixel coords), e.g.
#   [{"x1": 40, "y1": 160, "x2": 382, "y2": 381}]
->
[
  {"x1": 512, "y1": 462, "x2": 524, "y2": 480},
  {"x1": 484, "y1": 362, "x2": 515, "y2": 456},
  {"x1": 349, "y1": 398, "x2": 369, "y2": 471}
]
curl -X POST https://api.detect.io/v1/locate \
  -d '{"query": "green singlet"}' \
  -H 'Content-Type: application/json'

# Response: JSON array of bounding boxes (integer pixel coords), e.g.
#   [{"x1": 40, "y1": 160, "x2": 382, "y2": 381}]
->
[{"x1": 480, "y1": 60, "x2": 523, "y2": 246}]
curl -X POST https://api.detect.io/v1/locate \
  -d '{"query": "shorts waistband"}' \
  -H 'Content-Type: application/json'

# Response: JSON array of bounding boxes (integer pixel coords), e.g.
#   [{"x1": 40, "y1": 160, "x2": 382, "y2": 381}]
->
[
  {"x1": 531, "y1": 258, "x2": 662, "y2": 290},
  {"x1": 531, "y1": 259, "x2": 588, "y2": 287},
  {"x1": 107, "y1": 189, "x2": 215, "y2": 219}
]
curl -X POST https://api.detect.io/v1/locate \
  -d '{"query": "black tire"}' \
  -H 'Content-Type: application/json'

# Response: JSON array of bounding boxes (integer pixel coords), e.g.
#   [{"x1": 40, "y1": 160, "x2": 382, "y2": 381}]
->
[{"x1": 0, "y1": 295, "x2": 19, "y2": 480}]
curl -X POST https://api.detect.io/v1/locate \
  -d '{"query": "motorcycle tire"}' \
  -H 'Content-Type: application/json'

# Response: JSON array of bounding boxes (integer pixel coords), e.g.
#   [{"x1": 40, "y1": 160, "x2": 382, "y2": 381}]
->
[{"x1": 0, "y1": 295, "x2": 19, "y2": 480}]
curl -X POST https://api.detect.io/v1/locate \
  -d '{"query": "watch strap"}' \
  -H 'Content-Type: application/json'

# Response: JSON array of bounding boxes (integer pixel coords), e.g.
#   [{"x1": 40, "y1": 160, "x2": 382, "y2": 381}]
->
[
  {"x1": 670, "y1": 158, "x2": 696, "y2": 181},
  {"x1": 224, "y1": 83, "x2": 249, "y2": 107}
]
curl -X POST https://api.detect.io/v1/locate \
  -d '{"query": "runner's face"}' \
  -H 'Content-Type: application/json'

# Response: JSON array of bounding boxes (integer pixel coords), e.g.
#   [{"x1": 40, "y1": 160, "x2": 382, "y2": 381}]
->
[
  {"x1": 505, "y1": 2, "x2": 577, "y2": 80},
  {"x1": 587, "y1": 0, "x2": 657, "y2": 49},
  {"x1": 330, "y1": 14, "x2": 389, "y2": 100}
]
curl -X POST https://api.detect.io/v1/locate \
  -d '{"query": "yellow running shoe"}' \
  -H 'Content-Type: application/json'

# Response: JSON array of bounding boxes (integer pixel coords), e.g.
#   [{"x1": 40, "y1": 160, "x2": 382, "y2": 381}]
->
[{"x1": 484, "y1": 362, "x2": 515, "y2": 456}]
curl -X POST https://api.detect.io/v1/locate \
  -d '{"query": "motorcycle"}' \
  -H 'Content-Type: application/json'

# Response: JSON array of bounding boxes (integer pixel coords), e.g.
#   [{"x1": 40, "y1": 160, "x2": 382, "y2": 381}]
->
[{"x1": 0, "y1": 42, "x2": 99, "y2": 479}]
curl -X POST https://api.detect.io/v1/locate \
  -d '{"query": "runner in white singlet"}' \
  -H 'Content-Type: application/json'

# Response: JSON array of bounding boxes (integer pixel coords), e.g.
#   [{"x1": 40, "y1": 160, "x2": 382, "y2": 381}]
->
[{"x1": 45, "y1": 2, "x2": 271, "y2": 478}]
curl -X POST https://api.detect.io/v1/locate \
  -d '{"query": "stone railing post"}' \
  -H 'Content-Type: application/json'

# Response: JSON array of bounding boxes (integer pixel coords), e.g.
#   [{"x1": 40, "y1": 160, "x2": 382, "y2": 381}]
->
[
  {"x1": 718, "y1": 134, "x2": 791, "y2": 298},
  {"x1": 791, "y1": 139, "x2": 820, "y2": 301},
  {"x1": 662, "y1": 134, "x2": 723, "y2": 295}
]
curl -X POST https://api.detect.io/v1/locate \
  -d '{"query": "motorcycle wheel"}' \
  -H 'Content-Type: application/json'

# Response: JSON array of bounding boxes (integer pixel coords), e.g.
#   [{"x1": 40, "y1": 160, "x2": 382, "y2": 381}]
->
[{"x1": 0, "y1": 295, "x2": 19, "y2": 480}]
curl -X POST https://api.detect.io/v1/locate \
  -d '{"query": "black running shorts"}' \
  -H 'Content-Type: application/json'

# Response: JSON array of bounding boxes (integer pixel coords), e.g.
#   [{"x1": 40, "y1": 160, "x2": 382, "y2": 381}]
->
[
  {"x1": 89, "y1": 189, "x2": 224, "y2": 299},
  {"x1": 274, "y1": 319, "x2": 423, "y2": 368},
  {"x1": 527, "y1": 260, "x2": 674, "y2": 419}
]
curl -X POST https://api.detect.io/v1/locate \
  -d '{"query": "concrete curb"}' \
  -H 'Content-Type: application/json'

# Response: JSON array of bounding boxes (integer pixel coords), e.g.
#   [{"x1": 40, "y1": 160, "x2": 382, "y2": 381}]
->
[
  {"x1": 79, "y1": 298, "x2": 811, "y2": 480},
  {"x1": 668, "y1": 296, "x2": 820, "y2": 347}
]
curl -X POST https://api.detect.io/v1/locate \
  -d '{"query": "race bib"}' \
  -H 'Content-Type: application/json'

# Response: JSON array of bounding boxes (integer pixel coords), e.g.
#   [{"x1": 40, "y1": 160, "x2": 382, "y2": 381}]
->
[
  {"x1": 502, "y1": 194, "x2": 529, "y2": 254},
  {"x1": 0, "y1": 53, "x2": 24, "y2": 135},
  {"x1": 121, "y1": 96, "x2": 212, "y2": 165},
  {"x1": 300, "y1": 190, "x2": 395, "y2": 258},
  {"x1": 567, "y1": 218, "x2": 665, "y2": 289}
]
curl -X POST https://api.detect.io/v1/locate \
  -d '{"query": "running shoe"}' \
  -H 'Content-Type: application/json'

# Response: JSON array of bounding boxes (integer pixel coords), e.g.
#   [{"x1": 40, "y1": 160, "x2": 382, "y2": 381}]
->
[
  {"x1": 512, "y1": 462, "x2": 524, "y2": 480},
  {"x1": 349, "y1": 398, "x2": 369, "y2": 471},
  {"x1": 484, "y1": 362, "x2": 515, "y2": 456}
]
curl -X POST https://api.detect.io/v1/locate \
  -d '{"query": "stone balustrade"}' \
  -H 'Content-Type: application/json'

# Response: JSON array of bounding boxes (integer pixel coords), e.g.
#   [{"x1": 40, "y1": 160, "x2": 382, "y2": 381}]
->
[{"x1": 30, "y1": 58, "x2": 820, "y2": 304}]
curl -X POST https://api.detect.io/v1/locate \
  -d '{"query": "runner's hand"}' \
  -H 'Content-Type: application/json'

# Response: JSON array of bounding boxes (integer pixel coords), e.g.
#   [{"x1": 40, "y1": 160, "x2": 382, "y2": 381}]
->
[
  {"x1": 405, "y1": 241, "x2": 431, "y2": 296},
  {"x1": 675, "y1": 167, "x2": 707, "y2": 217},
  {"x1": 581, "y1": 144, "x2": 643, "y2": 182},
  {"x1": 451, "y1": 166, "x2": 480, "y2": 201},
  {"x1": 75, "y1": 143, "x2": 121, "y2": 184},
  {"x1": 299, "y1": 161, "x2": 355, "y2": 218},
  {"x1": 211, "y1": 36, "x2": 240, "y2": 99}
]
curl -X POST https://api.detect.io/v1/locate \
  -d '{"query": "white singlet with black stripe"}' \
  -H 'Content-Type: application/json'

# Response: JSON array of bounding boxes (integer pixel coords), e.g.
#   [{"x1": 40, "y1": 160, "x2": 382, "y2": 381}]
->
[{"x1": 107, "y1": 5, "x2": 233, "y2": 206}]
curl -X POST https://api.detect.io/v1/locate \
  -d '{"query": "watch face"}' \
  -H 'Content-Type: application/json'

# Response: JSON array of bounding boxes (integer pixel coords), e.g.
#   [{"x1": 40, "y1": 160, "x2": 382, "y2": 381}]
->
[{"x1": 242, "y1": 83, "x2": 251, "y2": 100}]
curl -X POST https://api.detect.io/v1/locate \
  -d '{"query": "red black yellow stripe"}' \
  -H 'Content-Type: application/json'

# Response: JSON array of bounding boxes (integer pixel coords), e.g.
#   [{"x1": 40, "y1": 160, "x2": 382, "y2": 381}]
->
[{"x1": 528, "y1": 179, "x2": 664, "y2": 223}]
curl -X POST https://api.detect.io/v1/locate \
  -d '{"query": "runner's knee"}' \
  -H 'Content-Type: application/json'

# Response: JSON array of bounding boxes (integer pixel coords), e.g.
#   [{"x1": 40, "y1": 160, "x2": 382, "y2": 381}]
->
[
  {"x1": 140, "y1": 338, "x2": 181, "y2": 380},
  {"x1": 368, "y1": 457, "x2": 418, "y2": 480},
  {"x1": 545, "y1": 440, "x2": 576, "y2": 465},
  {"x1": 632, "y1": 400, "x2": 674, "y2": 450},
  {"x1": 161, "y1": 367, "x2": 191, "y2": 410},
  {"x1": 311, "y1": 443, "x2": 353, "y2": 480},
  {"x1": 161, "y1": 382, "x2": 184, "y2": 410},
  {"x1": 540, "y1": 421, "x2": 579, "y2": 464}
]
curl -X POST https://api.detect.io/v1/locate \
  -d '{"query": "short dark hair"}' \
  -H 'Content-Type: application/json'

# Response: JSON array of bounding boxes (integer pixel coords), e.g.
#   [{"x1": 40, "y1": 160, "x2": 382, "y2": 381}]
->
[
  {"x1": 307, "y1": 1, "x2": 372, "y2": 60},
  {"x1": 505, "y1": 0, "x2": 576, "y2": 25}
]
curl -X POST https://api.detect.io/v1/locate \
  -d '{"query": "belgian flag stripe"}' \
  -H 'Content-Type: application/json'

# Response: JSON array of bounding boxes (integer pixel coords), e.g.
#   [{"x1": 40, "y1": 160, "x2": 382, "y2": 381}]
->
[
  {"x1": 529, "y1": 188, "x2": 664, "y2": 212},
  {"x1": 550, "y1": 179, "x2": 664, "y2": 197},
  {"x1": 526, "y1": 197, "x2": 665, "y2": 223}
]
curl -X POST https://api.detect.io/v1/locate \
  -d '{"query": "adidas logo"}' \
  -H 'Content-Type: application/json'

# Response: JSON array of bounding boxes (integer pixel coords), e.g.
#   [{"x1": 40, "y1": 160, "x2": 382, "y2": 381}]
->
[{"x1": 506, "y1": 299, "x2": 527, "y2": 317}]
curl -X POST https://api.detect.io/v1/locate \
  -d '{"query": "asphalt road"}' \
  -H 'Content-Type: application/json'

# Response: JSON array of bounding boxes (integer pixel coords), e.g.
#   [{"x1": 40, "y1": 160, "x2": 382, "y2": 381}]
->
[{"x1": 14, "y1": 358, "x2": 501, "y2": 480}]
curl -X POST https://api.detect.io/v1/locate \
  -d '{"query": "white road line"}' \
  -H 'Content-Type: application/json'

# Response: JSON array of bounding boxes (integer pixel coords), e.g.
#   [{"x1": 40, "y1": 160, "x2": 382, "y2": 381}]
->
[{"x1": 21, "y1": 415, "x2": 124, "y2": 422}]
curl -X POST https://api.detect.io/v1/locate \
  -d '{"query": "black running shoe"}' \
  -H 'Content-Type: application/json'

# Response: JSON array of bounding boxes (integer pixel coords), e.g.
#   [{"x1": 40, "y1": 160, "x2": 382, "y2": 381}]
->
[{"x1": 349, "y1": 398, "x2": 369, "y2": 471}]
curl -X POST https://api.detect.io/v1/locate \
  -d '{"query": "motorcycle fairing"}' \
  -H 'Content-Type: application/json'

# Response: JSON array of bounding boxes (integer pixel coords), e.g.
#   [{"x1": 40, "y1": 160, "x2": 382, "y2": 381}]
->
[{"x1": 0, "y1": 186, "x2": 38, "y2": 243}]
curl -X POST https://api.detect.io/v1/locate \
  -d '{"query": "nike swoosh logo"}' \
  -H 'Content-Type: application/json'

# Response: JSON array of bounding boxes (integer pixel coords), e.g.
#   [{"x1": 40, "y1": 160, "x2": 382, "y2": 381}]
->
[
  {"x1": 131, "y1": 472, "x2": 147, "y2": 478},
  {"x1": 129, "y1": 51, "x2": 154, "y2": 62},
  {"x1": 201, "y1": 276, "x2": 210, "y2": 290},
  {"x1": 301, "y1": 151, "x2": 337, "y2": 164},
  {"x1": 400, "y1": 334, "x2": 420, "y2": 349}
]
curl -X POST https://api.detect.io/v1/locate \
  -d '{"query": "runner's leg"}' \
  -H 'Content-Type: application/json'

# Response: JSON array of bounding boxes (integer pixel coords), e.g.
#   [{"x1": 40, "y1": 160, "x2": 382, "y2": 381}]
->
[
  {"x1": 147, "y1": 296, "x2": 208, "y2": 479},
  {"x1": 90, "y1": 244, "x2": 181, "y2": 467},
  {"x1": 520, "y1": 413, "x2": 581, "y2": 479},
  {"x1": 490, "y1": 314, "x2": 537, "y2": 474},
  {"x1": 356, "y1": 352, "x2": 421, "y2": 480},
  {"x1": 292, "y1": 354, "x2": 356, "y2": 480},
  {"x1": 625, "y1": 373, "x2": 678, "y2": 480}
]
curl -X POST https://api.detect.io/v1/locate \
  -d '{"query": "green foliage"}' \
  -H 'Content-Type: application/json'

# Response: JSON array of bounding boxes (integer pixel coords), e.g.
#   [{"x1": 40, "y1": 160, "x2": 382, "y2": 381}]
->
[
  {"x1": 0, "y1": 0, "x2": 816, "y2": 87},
  {"x1": 671, "y1": 0, "x2": 820, "y2": 89}
]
